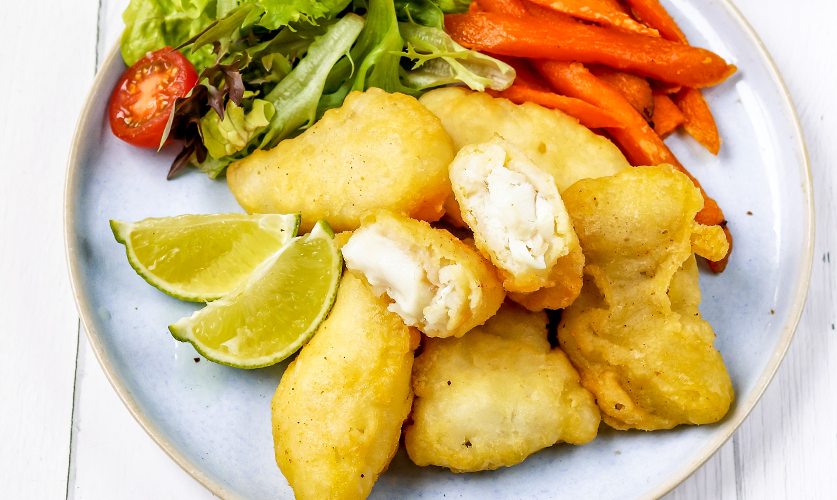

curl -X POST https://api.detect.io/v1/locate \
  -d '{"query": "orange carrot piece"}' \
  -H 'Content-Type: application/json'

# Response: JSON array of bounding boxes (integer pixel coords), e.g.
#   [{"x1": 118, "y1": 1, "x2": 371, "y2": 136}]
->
[
  {"x1": 651, "y1": 91, "x2": 685, "y2": 137},
  {"x1": 476, "y1": 0, "x2": 529, "y2": 16},
  {"x1": 486, "y1": 85, "x2": 626, "y2": 128},
  {"x1": 673, "y1": 87, "x2": 721, "y2": 154},
  {"x1": 588, "y1": 65, "x2": 654, "y2": 120},
  {"x1": 468, "y1": 0, "x2": 482, "y2": 13},
  {"x1": 523, "y1": 0, "x2": 659, "y2": 36},
  {"x1": 487, "y1": 53, "x2": 553, "y2": 91},
  {"x1": 650, "y1": 78, "x2": 681, "y2": 94},
  {"x1": 519, "y1": 1, "x2": 576, "y2": 21},
  {"x1": 532, "y1": 59, "x2": 724, "y2": 227},
  {"x1": 621, "y1": 0, "x2": 687, "y2": 43},
  {"x1": 444, "y1": 12, "x2": 737, "y2": 88}
]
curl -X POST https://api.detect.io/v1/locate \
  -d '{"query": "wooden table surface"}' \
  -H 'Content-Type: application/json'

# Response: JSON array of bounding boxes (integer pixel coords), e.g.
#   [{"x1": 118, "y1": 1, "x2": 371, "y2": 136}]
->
[{"x1": 1, "y1": 0, "x2": 834, "y2": 498}]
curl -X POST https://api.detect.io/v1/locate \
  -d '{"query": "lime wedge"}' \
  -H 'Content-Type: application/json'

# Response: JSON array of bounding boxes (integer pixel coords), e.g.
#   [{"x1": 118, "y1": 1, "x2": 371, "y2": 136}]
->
[
  {"x1": 168, "y1": 221, "x2": 343, "y2": 369},
  {"x1": 111, "y1": 213, "x2": 300, "y2": 302}
]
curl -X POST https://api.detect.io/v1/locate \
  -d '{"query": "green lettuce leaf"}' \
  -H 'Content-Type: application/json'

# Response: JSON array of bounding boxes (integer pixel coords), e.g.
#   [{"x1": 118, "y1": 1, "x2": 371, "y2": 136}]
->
[
  {"x1": 258, "y1": 0, "x2": 353, "y2": 30},
  {"x1": 259, "y1": 13, "x2": 366, "y2": 148},
  {"x1": 399, "y1": 22, "x2": 515, "y2": 91},
  {"x1": 121, "y1": 0, "x2": 217, "y2": 69},
  {"x1": 201, "y1": 98, "x2": 275, "y2": 159}
]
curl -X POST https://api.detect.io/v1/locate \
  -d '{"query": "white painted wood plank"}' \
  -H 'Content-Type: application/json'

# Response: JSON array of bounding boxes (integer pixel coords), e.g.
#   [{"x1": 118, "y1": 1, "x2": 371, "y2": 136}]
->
[
  {"x1": 663, "y1": 440, "x2": 737, "y2": 500},
  {"x1": 68, "y1": 332, "x2": 218, "y2": 500},
  {"x1": 0, "y1": 1, "x2": 99, "y2": 498},
  {"x1": 725, "y1": 1, "x2": 837, "y2": 498}
]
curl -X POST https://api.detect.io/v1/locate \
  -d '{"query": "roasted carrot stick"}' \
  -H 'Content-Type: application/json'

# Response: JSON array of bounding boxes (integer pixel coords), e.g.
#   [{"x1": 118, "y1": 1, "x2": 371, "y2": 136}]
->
[
  {"x1": 532, "y1": 59, "x2": 724, "y2": 227},
  {"x1": 523, "y1": 0, "x2": 659, "y2": 37},
  {"x1": 673, "y1": 87, "x2": 721, "y2": 154},
  {"x1": 488, "y1": 53, "x2": 553, "y2": 91},
  {"x1": 621, "y1": 0, "x2": 687, "y2": 43},
  {"x1": 486, "y1": 85, "x2": 626, "y2": 128},
  {"x1": 519, "y1": 1, "x2": 576, "y2": 21},
  {"x1": 444, "y1": 12, "x2": 737, "y2": 88},
  {"x1": 651, "y1": 91, "x2": 685, "y2": 137},
  {"x1": 588, "y1": 65, "x2": 655, "y2": 120},
  {"x1": 650, "y1": 79, "x2": 681, "y2": 94},
  {"x1": 476, "y1": 0, "x2": 529, "y2": 16},
  {"x1": 468, "y1": 0, "x2": 482, "y2": 13}
]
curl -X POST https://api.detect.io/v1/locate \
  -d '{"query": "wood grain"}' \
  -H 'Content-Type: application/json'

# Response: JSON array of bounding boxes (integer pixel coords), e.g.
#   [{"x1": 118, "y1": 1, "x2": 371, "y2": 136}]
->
[{"x1": 0, "y1": 1, "x2": 98, "y2": 498}]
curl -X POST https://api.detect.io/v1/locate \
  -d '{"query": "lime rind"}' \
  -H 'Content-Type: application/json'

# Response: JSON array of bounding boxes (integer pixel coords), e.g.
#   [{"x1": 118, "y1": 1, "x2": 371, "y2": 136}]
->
[
  {"x1": 110, "y1": 213, "x2": 301, "y2": 303},
  {"x1": 168, "y1": 220, "x2": 343, "y2": 369}
]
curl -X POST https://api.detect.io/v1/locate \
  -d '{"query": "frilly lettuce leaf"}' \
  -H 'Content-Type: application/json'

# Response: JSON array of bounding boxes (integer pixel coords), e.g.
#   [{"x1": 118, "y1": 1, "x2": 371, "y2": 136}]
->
[
  {"x1": 399, "y1": 22, "x2": 515, "y2": 91},
  {"x1": 200, "y1": 98, "x2": 275, "y2": 159}
]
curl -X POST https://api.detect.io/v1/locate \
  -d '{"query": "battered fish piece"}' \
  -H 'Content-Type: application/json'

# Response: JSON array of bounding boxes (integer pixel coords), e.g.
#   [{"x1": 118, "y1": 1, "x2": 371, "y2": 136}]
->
[
  {"x1": 419, "y1": 87, "x2": 629, "y2": 193},
  {"x1": 558, "y1": 166, "x2": 733, "y2": 431},
  {"x1": 405, "y1": 302, "x2": 600, "y2": 472},
  {"x1": 228, "y1": 88, "x2": 455, "y2": 233},
  {"x1": 271, "y1": 273, "x2": 418, "y2": 500},
  {"x1": 342, "y1": 211, "x2": 505, "y2": 338},
  {"x1": 449, "y1": 136, "x2": 584, "y2": 310}
]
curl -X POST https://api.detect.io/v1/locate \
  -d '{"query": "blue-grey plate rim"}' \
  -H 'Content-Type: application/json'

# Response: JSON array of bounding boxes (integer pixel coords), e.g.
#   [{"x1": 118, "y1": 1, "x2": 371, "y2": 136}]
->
[{"x1": 64, "y1": 2, "x2": 814, "y2": 498}]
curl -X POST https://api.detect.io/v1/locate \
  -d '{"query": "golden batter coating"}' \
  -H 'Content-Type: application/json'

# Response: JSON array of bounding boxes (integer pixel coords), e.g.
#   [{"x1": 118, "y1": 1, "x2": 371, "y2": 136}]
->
[
  {"x1": 558, "y1": 166, "x2": 733, "y2": 431},
  {"x1": 342, "y1": 211, "x2": 505, "y2": 338},
  {"x1": 228, "y1": 88, "x2": 455, "y2": 233},
  {"x1": 419, "y1": 87, "x2": 629, "y2": 193},
  {"x1": 449, "y1": 135, "x2": 584, "y2": 309},
  {"x1": 405, "y1": 302, "x2": 600, "y2": 472},
  {"x1": 271, "y1": 273, "x2": 418, "y2": 499}
]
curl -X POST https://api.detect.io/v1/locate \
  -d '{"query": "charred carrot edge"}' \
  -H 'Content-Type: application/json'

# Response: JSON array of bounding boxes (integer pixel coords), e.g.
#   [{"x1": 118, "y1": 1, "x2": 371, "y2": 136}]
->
[
  {"x1": 673, "y1": 87, "x2": 722, "y2": 155},
  {"x1": 486, "y1": 85, "x2": 626, "y2": 128},
  {"x1": 622, "y1": 0, "x2": 687, "y2": 43},
  {"x1": 651, "y1": 91, "x2": 685, "y2": 137},
  {"x1": 523, "y1": 0, "x2": 659, "y2": 37},
  {"x1": 532, "y1": 59, "x2": 725, "y2": 227},
  {"x1": 588, "y1": 65, "x2": 655, "y2": 121},
  {"x1": 487, "y1": 53, "x2": 553, "y2": 91},
  {"x1": 444, "y1": 12, "x2": 737, "y2": 88},
  {"x1": 707, "y1": 224, "x2": 732, "y2": 273}
]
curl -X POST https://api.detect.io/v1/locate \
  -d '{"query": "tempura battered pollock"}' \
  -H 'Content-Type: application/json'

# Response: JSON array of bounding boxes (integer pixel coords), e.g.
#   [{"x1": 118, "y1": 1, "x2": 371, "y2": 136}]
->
[
  {"x1": 405, "y1": 302, "x2": 600, "y2": 472},
  {"x1": 342, "y1": 211, "x2": 505, "y2": 338},
  {"x1": 271, "y1": 273, "x2": 418, "y2": 499},
  {"x1": 449, "y1": 136, "x2": 584, "y2": 310},
  {"x1": 559, "y1": 166, "x2": 733, "y2": 431},
  {"x1": 420, "y1": 87, "x2": 630, "y2": 193},
  {"x1": 228, "y1": 88, "x2": 455, "y2": 232}
]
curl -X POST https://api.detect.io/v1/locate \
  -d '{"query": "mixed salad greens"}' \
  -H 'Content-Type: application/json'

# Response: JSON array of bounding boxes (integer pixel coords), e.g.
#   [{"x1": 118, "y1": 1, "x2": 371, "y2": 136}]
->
[{"x1": 119, "y1": 0, "x2": 515, "y2": 179}]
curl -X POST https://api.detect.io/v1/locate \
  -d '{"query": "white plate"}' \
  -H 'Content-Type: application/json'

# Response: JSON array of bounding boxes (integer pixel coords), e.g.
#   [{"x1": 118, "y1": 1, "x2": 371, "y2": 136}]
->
[{"x1": 65, "y1": 1, "x2": 813, "y2": 498}]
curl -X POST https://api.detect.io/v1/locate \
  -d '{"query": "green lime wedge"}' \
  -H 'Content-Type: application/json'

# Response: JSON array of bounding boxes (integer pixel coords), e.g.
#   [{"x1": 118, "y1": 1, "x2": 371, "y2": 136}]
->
[
  {"x1": 168, "y1": 220, "x2": 343, "y2": 369},
  {"x1": 110, "y1": 213, "x2": 300, "y2": 302}
]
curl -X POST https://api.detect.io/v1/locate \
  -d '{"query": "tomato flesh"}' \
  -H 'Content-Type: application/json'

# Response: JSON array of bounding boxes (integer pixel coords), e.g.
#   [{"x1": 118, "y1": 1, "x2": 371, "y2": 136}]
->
[{"x1": 109, "y1": 48, "x2": 198, "y2": 148}]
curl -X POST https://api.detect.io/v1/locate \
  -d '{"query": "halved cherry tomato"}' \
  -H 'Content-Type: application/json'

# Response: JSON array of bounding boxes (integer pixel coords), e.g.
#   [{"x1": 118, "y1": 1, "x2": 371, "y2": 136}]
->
[{"x1": 109, "y1": 47, "x2": 199, "y2": 148}]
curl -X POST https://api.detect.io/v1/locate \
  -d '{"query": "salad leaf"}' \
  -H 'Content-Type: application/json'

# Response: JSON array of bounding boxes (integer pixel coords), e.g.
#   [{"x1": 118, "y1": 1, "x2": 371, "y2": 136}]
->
[
  {"x1": 399, "y1": 22, "x2": 515, "y2": 91},
  {"x1": 201, "y1": 99, "x2": 275, "y2": 158},
  {"x1": 121, "y1": 0, "x2": 217, "y2": 69},
  {"x1": 258, "y1": 0, "x2": 353, "y2": 30},
  {"x1": 259, "y1": 13, "x2": 366, "y2": 149}
]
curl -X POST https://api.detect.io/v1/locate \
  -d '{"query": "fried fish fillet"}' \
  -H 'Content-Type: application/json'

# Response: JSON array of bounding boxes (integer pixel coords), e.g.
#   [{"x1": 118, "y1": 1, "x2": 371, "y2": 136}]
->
[
  {"x1": 405, "y1": 302, "x2": 600, "y2": 472},
  {"x1": 419, "y1": 87, "x2": 629, "y2": 193},
  {"x1": 342, "y1": 211, "x2": 505, "y2": 338},
  {"x1": 228, "y1": 88, "x2": 455, "y2": 233},
  {"x1": 271, "y1": 273, "x2": 419, "y2": 500},
  {"x1": 558, "y1": 165, "x2": 733, "y2": 431},
  {"x1": 449, "y1": 135, "x2": 584, "y2": 309}
]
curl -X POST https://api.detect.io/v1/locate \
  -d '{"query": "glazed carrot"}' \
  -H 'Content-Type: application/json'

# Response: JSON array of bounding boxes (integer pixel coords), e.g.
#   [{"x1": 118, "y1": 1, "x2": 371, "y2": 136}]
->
[
  {"x1": 523, "y1": 0, "x2": 659, "y2": 36},
  {"x1": 621, "y1": 0, "x2": 687, "y2": 43},
  {"x1": 444, "y1": 12, "x2": 737, "y2": 88},
  {"x1": 519, "y1": 1, "x2": 576, "y2": 22},
  {"x1": 673, "y1": 87, "x2": 721, "y2": 154},
  {"x1": 477, "y1": 0, "x2": 529, "y2": 16},
  {"x1": 486, "y1": 85, "x2": 626, "y2": 128},
  {"x1": 468, "y1": 0, "x2": 482, "y2": 13},
  {"x1": 651, "y1": 91, "x2": 685, "y2": 137},
  {"x1": 588, "y1": 65, "x2": 655, "y2": 120},
  {"x1": 650, "y1": 79, "x2": 681, "y2": 94},
  {"x1": 532, "y1": 59, "x2": 724, "y2": 226},
  {"x1": 488, "y1": 53, "x2": 553, "y2": 91}
]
